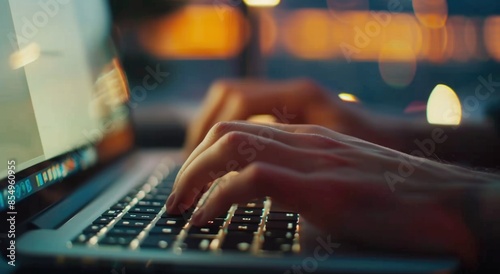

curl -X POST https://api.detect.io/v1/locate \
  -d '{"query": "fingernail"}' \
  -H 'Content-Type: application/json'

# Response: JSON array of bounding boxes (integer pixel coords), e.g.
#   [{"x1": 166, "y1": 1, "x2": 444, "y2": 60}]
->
[
  {"x1": 191, "y1": 208, "x2": 205, "y2": 225},
  {"x1": 166, "y1": 193, "x2": 176, "y2": 211}
]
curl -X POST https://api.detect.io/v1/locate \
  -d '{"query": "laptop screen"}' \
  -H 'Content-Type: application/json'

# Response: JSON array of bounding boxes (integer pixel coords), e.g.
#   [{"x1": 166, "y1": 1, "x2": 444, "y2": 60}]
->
[{"x1": 0, "y1": 0, "x2": 133, "y2": 211}]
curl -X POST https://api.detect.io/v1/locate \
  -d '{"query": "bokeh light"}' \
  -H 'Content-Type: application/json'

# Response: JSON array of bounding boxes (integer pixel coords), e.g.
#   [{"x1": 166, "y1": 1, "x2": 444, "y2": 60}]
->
[
  {"x1": 338, "y1": 93, "x2": 360, "y2": 103},
  {"x1": 412, "y1": 0, "x2": 448, "y2": 29},
  {"x1": 326, "y1": 0, "x2": 370, "y2": 25},
  {"x1": 378, "y1": 41, "x2": 417, "y2": 88},
  {"x1": 463, "y1": 18, "x2": 480, "y2": 60},
  {"x1": 447, "y1": 17, "x2": 473, "y2": 62},
  {"x1": 244, "y1": 0, "x2": 281, "y2": 7},
  {"x1": 484, "y1": 16, "x2": 500, "y2": 62},
  {"x1": 283, "y1": 9, "x2": 337, "y2": 59},
  {"x1": 427, "y1": 84, "x2": 462, "y2": 125},
  {"x1": 404, "y1": 101, "x2": 427, "y2": 114},
  {"x1": 259, "y1": 10, "x2": 278, "y2": 55},
  {"x1": 9, "y1": 43, "x2": 41, "y2": 70},
  {"x1": 138, "y1": 6, "x2": 248, "y2": 59},
  {"x1": 421, "y1": 25, "x2": 449, "y2": 63}
]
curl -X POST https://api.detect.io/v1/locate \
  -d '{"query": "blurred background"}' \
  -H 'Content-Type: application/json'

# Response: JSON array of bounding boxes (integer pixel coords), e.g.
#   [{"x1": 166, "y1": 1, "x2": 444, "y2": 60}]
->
[{"x1": 108, "y1": 0, "x2": 500, "y2": 147}]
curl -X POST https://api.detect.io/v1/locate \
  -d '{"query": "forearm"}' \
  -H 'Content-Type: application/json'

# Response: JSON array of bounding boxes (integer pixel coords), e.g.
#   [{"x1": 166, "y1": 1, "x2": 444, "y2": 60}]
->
[{"x1": 364, "y1": 114, "x2": 500, "y2": 168}]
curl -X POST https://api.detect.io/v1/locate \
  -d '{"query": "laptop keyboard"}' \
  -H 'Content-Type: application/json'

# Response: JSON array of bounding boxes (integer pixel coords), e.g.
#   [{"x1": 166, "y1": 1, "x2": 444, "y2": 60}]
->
[{"x1": 71, "y1": 162, "x2": 300, "y2": 255}]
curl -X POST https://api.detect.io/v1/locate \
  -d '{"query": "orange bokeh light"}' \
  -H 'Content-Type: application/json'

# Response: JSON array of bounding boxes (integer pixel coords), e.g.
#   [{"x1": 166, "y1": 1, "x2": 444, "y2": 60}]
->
[
  {"x1": 484, "y1": 16, "x2": 500, "y2": 62},
  {"x1": 420, "y1": 25, "x2": 449, "y2": 63},
  {"x1": 282, "y1": 9, "x2": 338, "y2": 59},
  {"x1": 378, "y1": 41, "x2": 417, "y2": 88},
  {"x1": 412, "y1": 0, "x2": 448, "y2": 29},
  {"x1": 259, "y1": 10, "x2": 278, "y2": 55},
  {"x1": 138, "y1": 6, "x2": 249, "y2": 59}
]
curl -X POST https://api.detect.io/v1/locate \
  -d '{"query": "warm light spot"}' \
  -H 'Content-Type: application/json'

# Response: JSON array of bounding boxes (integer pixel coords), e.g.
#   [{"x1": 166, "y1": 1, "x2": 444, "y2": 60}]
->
[
  {"x1": 383, "y1": 14, "x2": 423, "y2": 55},
  {"x1": 9, "y1": 43, "x2": 41, "y2": 70},
  {"x1": 338, "y1": 93, "x2": 360, "y2": 103},
  {"x1": 447, "y1": 17, "x2": 470, "y2": 62},
  {"x1": 404, "y1": 101, "x2": 427, "y2": 114},
  {"x1": 244, "y1": 0, "x2": 280, "y2": 7},
  {"x1": 247, "y1": 115, "x2": 278, "y2": 123},
  {"x1": 412, "y1": 0, "x2": 448, "y2": 29},
  {"x1": 326, "y1": 0, "x2": 370, "y2": 24},
  {"x1": 378, "y1": 41, "x2": 417, "y2": 88},
  {"x1": 427, "y1": 84, "x2": 462, "y2": 125},
  {"x1": 484, "y1": 16, "x2": 500, "y2": 62},
  {"x1": 275, "y1": 10, "x2": 473, "y2": 62},
  {"x1": 421, "y1": 25, "x2": 449, "y2": 63},
  {"x1": 259, "y1": 10, "x2": 278, "y2": 55},
  {"x1": 464, "y1": 19, "x2": 479, "y2": 60},
  {"x1": 138, "y1": 6, "x2": 249, "y2": 59},
  {"x1": 283, "y1": 9, "x2": 337, "y2": 59}
]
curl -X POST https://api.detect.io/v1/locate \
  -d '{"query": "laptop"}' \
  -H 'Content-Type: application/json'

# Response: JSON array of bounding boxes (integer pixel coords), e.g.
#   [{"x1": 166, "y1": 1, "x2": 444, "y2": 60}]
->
[{"x1": 1, "y1": 0, "x2": 459, "y2": 273}]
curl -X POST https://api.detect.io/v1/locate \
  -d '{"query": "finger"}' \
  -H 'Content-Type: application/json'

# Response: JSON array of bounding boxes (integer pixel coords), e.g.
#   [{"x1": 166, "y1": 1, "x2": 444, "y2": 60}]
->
[
  {"x1": 184, "y1": 79, "x2": 325, "y2": 154},
  {"x1": 190, "y1": 162, "x2": 306, "y2": 225},
  {"x1": 185, "y1": 81, "x2": 232, "y2": 154},
  {"x1": 168, "y1": 132, "x2": 344, "y2": 213},
  {"x1": 177, "y1": 122, "x2": 346, "y2": 188}
]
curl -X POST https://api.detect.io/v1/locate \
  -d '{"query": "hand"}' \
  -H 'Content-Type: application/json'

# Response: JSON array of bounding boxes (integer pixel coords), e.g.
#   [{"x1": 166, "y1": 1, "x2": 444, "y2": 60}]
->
[
  {"x1": 168, "y1": 121, "x2": 485, "y2": 263},
  {"x1": 184, "y1": 79, "x2": 372, "y2": 154}
]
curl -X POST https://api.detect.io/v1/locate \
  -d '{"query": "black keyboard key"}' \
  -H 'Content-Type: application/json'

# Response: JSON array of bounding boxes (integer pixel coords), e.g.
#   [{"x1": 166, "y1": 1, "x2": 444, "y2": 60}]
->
[
  {"x1": 93, "y1": 216, "x2": 115, "y2": 225},
  {"x1": 123, "y1": 213, "x2": 156, "y2": 220},
  {"x1": 217, "y1": 213, "x2": 228, "y2": 219},
  {"x1": 129, "y1": 206, "x2": 162, "y2": 214},
  {"x1": 227, "y1": 224, "x2": 259, "y2": 233},
  {"x1": 140, "y1": 235, "x2": 175, "y2": 249},
  {"x1": 180, "y1": 237, "x2": 211, "y2": 251},
  {"x1": 263, "y1": 230, "x2": 295, "y2": 239},
  {"x1": 83, "y1": 224, "x2": 105, "y2": 234},
  {"x1": 265, "y1": 221, "x2": 296, "y2": 231},
  {"x1": 149, "y1": 226, "x2": 182, "y2": 235},
  {"x1": 221, "y1": 232, "x2": 254, "y2": 251},
  {"x1": 262, "y1": 236, "x2": 293, "y2": 252},
  {"x1": 111, "y1": 202, "x2": 127, "y2": 210},
  {"x1": 115, "y1": 220, "x2": 150, "y2": 228},
  {"x1": 143, "y1": 194, "x2": 168, "y2": 203},
  {"x1": 234, "y1": 208, "x2": 262, "y2": 216},
  {"x1": 205, "y1": 219, "x2": 224, "y2": 227},
  {"x1": 189, "y1": 226, "x2": 220, "y2": 235},
  {"x1": 160, "y1": 207, "x2": 195, "y2": 220},
  {"x1": 155, "y1": 218, "x2": 187, "y2": 227},
  {"x1": 137, "y1": 200, "x2": 164, "y2": 207},
  {"x1": 107, "y1": 227, "x2": 143, "y2": 237},
  {"x1": 102, "y1": 209, "x2": 121, "y2": 217},
  {"x1": 231, "y1": 216, "x2": 261, "y2": 224},
  {"x1": 99, "y1": 236, "x2": 134, "y2": 246},
  {"x1": 161, "y1": 212, "x2": 188, "y2": 219},
  {"x1": 267, "y1": 212, "x2": 298, "y2": 222}
]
